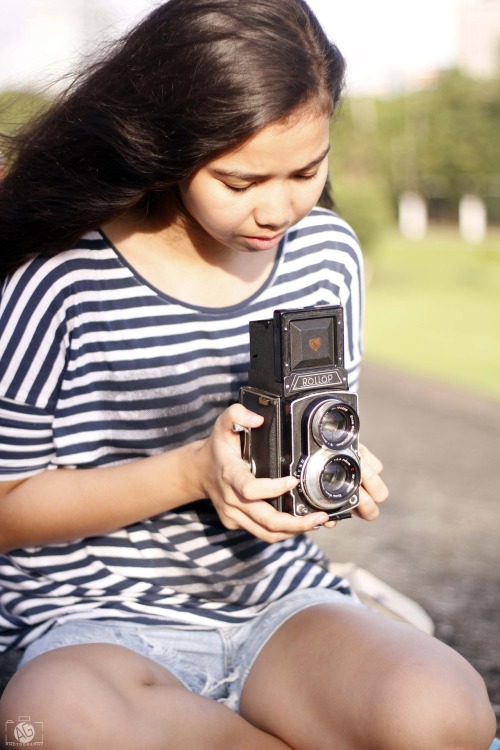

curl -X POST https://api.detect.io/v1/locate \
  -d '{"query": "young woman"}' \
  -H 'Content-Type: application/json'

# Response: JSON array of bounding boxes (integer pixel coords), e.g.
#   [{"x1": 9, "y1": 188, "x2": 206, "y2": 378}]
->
[{"x1": 0, "y1": 1, "x2": 496, "y2": 748}]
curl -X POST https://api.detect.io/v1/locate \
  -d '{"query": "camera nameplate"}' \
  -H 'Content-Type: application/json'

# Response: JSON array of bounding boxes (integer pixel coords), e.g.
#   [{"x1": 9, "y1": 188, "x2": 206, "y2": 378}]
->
[{"x1": 284, "y1": 369, "x2": 347, "y2": 396}]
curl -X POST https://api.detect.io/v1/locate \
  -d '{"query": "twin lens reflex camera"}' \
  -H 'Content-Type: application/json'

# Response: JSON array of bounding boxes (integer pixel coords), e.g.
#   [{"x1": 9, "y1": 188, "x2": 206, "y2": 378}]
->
[{"x1": 237, "y1": 306, "x2": 361, "y2": 521}]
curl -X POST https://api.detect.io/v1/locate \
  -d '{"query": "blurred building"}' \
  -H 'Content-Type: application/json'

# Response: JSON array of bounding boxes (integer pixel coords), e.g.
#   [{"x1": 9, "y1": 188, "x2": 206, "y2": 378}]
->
[{"x1": 458, "y1": 0, "x2": 500, "y2": 78}]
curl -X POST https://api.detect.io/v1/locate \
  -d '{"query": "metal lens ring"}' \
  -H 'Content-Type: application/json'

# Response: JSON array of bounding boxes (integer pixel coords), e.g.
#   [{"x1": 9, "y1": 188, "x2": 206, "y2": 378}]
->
[
  {"x1": 320, "y1": 454, "x2": 361, "y2": 503},
  {"x1": 300, "y1": 450, "x2": 361, "y2": 511},
  {"x1": 311, "y1": 400, "x2": 359, "y2": 450}
]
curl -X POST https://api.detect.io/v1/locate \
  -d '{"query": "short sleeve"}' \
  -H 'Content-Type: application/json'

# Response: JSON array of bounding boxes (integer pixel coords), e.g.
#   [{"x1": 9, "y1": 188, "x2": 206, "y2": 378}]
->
[
  {"x1": 0, "y1": 257, "x2": 72, "y2": 479},
  {"x1": 0, "y1": 397, "x2": 55, "y2": 479}
]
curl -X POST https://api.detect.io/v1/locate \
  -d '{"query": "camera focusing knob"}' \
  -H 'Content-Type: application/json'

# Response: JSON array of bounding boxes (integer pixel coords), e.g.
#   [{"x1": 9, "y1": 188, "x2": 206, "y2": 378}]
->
[
  {"x1": 296, "y1": 503, "x2": 309, "y2": 516},
  {"x1": 232, "y1": 423, "x2": 256, "y2": 474}
]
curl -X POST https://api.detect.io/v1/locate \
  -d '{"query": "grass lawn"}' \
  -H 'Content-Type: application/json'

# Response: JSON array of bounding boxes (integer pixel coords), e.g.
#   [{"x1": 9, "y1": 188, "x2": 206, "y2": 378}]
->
[{"x1": 363, "y1": 227, "x2": 500, "y2": 400}]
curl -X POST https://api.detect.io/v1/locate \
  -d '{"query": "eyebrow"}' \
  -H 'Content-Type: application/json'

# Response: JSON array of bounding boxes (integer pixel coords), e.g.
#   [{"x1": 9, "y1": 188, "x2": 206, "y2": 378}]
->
[{"x1": 210, "y1": 145, "x2": 331, "y2": 181}]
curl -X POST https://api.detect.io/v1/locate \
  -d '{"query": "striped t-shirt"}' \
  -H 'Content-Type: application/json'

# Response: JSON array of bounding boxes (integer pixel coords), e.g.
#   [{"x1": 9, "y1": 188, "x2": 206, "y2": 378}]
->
[{"x1": 0, "y1": 207, "x2": 364, "y2": 650}]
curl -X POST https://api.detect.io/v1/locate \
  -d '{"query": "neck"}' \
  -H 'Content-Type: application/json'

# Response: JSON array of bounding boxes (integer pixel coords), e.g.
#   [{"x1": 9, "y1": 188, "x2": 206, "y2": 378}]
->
[{"x1": 101, "y1": 193, "x2": 280, "y2": 308}]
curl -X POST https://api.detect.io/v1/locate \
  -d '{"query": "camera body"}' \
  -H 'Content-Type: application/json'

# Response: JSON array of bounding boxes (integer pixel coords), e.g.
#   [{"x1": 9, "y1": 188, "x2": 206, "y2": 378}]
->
[{"x1": 239, "y1": 306, "x2": 361, "y2": 520}]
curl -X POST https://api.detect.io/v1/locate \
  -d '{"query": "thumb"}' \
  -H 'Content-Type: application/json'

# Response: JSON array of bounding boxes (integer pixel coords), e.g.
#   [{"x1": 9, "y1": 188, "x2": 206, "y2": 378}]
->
[{"x1": 223, "y1": 403, "x2": 264, "y2": 432}]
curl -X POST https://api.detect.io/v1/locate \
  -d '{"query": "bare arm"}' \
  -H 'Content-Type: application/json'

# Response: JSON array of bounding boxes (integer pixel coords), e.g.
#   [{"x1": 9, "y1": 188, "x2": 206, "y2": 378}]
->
[
  {"x1": 0, "y1": 439, "x2": 207, "y2": 553},
  {"x1": 0, "y1": 405, "x2": 331, "y2": 553}
]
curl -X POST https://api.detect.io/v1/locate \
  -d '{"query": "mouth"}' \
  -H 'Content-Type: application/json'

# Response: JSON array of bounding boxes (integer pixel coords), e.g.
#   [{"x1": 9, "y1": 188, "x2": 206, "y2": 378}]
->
[
  {"x1": 245, "y1": 234, "x2": 281, "y2": 240},
  {"x1": 241, "y1": 232, "x2": 285, "y2": 250}
]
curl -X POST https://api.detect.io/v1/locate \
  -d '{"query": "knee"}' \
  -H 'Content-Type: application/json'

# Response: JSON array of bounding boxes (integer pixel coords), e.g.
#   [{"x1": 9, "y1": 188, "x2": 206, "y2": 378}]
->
[
  {"x1": 372, "y1": 649, "x2": 496, "y2": 750},
  {"x1": 0, "y1": 646, "x2": 156, "y2": 750},
  {"x1": 0, "y1": 649, "x2": 106, "y2": 750}
]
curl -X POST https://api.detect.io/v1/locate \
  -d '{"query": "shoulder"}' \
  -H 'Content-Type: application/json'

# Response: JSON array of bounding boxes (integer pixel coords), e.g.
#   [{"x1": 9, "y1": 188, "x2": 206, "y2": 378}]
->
[
  {"x1": 0, "y1": 232, "x2": 124, "y2": 407},
  {"x1": 2, "y1": 231, "x2": 114, "y2": 291},
  {"x1": 285, "y1": 208, "x2": 362, "y2": 254},
  {"x1": 290, "y1": 207, "x2": 359, "y2": 237},
  {"x1": 1, "y1": 231, "x2": 121, "y2": 310},
  {"x1": 282, "y1": 207, "x2": 363, "y2": 271}
]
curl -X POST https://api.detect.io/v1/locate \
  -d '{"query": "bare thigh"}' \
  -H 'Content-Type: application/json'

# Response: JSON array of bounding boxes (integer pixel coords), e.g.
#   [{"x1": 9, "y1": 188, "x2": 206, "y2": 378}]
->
[
  {"x1": 240, "y1": 604, "x2": 496, "y2": 750},
  {"x1": 0, "y1": 643, "x2": 291, "y2": 750}
]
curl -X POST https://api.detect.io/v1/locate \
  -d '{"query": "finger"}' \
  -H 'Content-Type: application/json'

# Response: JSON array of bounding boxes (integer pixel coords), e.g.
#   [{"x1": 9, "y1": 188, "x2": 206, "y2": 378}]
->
[
  {"x1": 218, "y1": 477, "x2": 330, "y2": 534},
  {"x1": 359, "y1": 443, "x2": 383, "y2": 474},
  {"x1": 232, "y1": 471, "x2": 300, "y2": 503},
  {"x1": 223, "y1": 403, "x2": 264, "y2": 432},
  {"x1": 239, "y1": 496, "x2": 334, "y2": 534},
  {"x1": 228, "y1": 499, "x2": 331, "y2": 540},
  {"x1": 354, "y1": 486, "x2": 380, "y2": 521},
  {"x1": 360, "y1": 455, "x2": 389, "y2": 504},
  {"x1": 321, "y1": 519, "x2": 338, "y2": 529},
  {"x1": 219, "y1": 506, "x2": 296, "y2": 543}
]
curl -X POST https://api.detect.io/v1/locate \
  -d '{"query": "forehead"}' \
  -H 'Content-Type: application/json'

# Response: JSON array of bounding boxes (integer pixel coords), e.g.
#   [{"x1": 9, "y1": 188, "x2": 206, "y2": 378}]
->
[{"x1": 208, "y1": 110, "x2": 331, "y2": 175}]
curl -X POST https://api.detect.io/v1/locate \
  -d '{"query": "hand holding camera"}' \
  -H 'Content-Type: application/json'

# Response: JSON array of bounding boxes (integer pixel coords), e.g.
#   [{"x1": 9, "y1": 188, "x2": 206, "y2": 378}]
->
[
  {"x1": 199, "y1": 305, "x2": 387, "y2": 541},
  {"x1": 237, "y1": 305, "x2": 388, "y2": 523},
  {"x1": 198, "y1": 402, "x2": 332, "y2": 543}
]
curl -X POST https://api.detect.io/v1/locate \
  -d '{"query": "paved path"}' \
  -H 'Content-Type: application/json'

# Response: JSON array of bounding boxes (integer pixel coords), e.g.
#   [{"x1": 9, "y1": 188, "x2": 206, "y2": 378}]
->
[{"x1": 315, "y1": 361, "x2": 500, "y2": 728}]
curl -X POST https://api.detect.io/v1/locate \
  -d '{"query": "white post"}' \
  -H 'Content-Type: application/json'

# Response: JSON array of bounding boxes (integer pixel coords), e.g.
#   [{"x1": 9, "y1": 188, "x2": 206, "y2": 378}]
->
[
  {"x1": 459, "y1": 195, "x2": 487, "y2": 245},
  {"x1": 398, "y1": 191, "x2": 428, "y2": 241}
]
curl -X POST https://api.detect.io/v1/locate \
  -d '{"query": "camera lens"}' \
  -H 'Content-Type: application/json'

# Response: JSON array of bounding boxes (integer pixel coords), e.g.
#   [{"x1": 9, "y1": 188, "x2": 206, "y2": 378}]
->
[
  {"x1": 320, "y1": 455, "x2": 361, "y2": 502},
  {"x1": 312, "y1": 401, "x2": 359, "y2": 450},
  {"x1": 300, "y1": 451, "x2": 361, "y2": 511}
]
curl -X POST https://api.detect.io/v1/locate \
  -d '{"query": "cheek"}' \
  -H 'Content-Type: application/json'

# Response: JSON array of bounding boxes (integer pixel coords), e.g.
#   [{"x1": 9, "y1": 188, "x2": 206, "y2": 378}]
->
[
  {"x1": 294, "y1": 183, "x2": 326, "y2": 218},
  {"x1": 181, "y1": 184, "x2": 247, "y2": 236},
  {"x1": 292, "y1": 162, "x2": 330, "y2": 216},
  {"x1": 312, "y1": 163, "x2": 329, "y2": 202},
  {"x1": 196, "y1": 201, "x2": 247, "y2": 238}
]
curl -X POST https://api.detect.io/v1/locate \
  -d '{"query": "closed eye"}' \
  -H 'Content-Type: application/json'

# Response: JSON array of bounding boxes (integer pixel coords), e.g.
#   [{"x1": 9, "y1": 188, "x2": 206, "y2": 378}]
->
[
  {"x1": 223, "y1": 183, "x2": 253, "y2": 193},
  {"x1": 294, "y1": 171, "x2": 319, "y2": 181},
  {"x1": 224, "y1": 172, "x2": 318, "y2": 192}
]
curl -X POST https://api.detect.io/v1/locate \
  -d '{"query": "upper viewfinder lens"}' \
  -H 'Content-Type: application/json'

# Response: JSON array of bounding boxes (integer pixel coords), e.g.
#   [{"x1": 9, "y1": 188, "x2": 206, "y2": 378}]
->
[{"x1": 312, "y1": 401, "x2": 359, "y2": 450}]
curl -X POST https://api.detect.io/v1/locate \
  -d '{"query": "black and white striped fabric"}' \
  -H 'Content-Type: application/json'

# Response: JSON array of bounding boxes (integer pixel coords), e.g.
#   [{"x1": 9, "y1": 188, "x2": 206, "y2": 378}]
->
[{"x1": 0, "y1": 208, "x2": 364, "y2": 650}]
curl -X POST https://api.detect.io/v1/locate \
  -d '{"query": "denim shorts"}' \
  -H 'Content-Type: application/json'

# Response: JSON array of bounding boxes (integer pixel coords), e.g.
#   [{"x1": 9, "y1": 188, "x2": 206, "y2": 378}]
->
[{"x1": 19, "y1": 587, "x2": 361, "y2": 712}]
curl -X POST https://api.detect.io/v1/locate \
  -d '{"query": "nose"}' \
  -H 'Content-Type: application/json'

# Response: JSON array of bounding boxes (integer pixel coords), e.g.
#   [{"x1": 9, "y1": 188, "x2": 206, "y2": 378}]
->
[{"x1": 253, "y1": 182, "x2": 292, "y2": 231}]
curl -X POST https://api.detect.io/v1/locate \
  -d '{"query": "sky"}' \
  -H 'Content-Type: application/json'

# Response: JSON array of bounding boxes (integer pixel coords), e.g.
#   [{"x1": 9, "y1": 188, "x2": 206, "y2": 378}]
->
[
  {"x1": 100, "y1": 0, "x2": 464, "y2": 93},
  {"x1": 0, "y1": 0, "x2": 464, "y2": 95},
  {"x1": 306, "y1": 0, "x2": 461, "y2": 92}
]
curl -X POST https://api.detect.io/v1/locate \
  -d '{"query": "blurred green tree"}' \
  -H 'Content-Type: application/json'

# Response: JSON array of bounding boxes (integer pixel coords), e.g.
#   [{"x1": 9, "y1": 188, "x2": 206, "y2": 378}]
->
[
  {"x1": 330, "y1": 71, "x2": 500, "y2": 236},
  {"x1": 0, "y1": 90, "x2": 49, "y2": 131},
  {"x1": 0, "y1": 89, "x2": 50, "y2": 166},
  {"x1": 329, "y1": 98, "x2": 393, "y2": 253}
]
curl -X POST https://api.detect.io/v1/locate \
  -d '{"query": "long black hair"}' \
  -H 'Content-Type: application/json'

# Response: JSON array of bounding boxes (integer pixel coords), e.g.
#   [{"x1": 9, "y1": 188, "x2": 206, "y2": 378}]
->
[{"x1": 0, "y1": 0, "x2": 345, "y2": 277}]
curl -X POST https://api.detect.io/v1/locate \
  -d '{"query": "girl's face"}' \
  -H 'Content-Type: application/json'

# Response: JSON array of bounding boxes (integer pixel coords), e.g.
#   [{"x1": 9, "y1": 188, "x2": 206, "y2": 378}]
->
[{"x1": 178, "y1": 109, "x2": 331, "y2": 254}]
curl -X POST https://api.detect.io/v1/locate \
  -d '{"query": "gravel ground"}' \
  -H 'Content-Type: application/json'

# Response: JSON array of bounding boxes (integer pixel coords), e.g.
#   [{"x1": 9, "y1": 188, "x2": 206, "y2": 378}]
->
[{"x1": 315, "y1": 361, "x2": 500, "y2": 731}]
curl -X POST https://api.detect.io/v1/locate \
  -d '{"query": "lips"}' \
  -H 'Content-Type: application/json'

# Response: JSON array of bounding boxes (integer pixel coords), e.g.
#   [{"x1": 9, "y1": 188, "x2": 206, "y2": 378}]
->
[
  {"x1": 245, "y1": 234, "x2": 281, "y2": 241},
  {"x1": 241, "y1": 232, "x2": 285, "y2": 251}
]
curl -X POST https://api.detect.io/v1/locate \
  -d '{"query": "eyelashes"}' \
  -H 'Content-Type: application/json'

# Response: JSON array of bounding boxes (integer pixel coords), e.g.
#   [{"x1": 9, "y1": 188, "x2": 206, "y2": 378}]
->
[
  {"x1": 294, "y1": 172, "x2": 320, "y2": 181},
  {"x1": 223, "y1": 184, "x2": 252, "y2": 193},
  {"x1": 222, "y1": 172, "x2": 319, "y2": 194}
]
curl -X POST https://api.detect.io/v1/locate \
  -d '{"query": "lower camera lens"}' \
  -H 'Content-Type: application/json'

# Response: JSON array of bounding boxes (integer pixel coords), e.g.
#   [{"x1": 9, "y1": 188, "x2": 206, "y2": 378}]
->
[
  {"x1": 320, "y1": 455, "x2": 361, "y2": 502},
  {"x1": 300, "y1": 451, "x2": 361, "y2": 511}
]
